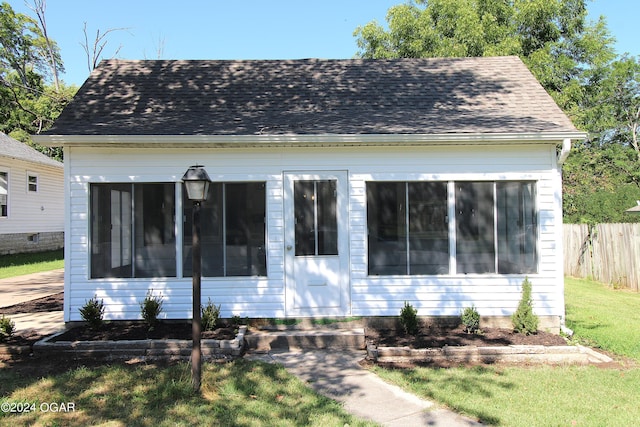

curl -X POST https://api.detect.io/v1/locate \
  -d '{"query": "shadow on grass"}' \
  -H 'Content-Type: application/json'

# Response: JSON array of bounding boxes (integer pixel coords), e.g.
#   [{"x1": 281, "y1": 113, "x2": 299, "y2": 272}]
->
[{"x1": 0, "y1": 358, "x2": 375, "y2": 426}]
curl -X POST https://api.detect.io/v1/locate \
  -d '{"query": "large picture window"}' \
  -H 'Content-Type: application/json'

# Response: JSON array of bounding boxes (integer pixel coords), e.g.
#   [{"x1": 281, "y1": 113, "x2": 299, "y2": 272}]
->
[
  {"x1": 183, "y1": 182, "x2": 267, "y2": 277},
  {"x1": 367, "y1": 182, "x2": 449, "y2": 275},
  {"x1": 367, "y1": 180, "x2": 537, "y2": 276},
  {"x1": 90, "y1": 183, "x2": 176, "y2": 278}
]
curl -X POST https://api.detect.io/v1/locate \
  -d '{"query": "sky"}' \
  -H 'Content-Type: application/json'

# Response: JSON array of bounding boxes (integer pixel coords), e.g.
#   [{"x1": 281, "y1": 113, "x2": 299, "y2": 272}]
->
[{"x1": 7, "y1": 0, "x2": 640, "y2": 87}]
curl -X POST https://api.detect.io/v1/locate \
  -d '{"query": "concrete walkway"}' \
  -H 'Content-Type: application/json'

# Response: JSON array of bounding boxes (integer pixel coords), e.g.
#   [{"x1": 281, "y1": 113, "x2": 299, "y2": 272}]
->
[
  {"x1": 0, "y1": 269, "x2": 65, "y2": 335},
  {"x1": 247, "y1": 350, "x2": 482, "y2": 426}
]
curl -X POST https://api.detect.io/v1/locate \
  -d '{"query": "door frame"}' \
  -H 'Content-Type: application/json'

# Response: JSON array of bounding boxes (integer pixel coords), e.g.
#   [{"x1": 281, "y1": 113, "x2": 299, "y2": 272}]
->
[{"x1": 283, "y1": 171, "x2": 350, "y2": 317}]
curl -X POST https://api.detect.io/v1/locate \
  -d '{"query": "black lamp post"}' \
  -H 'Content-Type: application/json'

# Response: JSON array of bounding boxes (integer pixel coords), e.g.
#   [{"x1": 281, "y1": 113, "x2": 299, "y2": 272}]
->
[{"x1": 182, "y1": 165, "x2": 211, "y2": 392}]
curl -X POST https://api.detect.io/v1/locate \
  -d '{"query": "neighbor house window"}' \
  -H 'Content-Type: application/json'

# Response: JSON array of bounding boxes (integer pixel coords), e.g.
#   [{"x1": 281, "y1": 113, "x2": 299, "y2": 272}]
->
[
  {"x1": 90, "y1": 183, "x2": 176, "y2": 278},
  {"x1": 367, "y1": 180, "x2": 537, "y2": 276},
  {"x1": 183, "y1": 182, "x2": 266, "y2": 277},
  {"x1": 27, "y1": 173, "x2": 38, "y2": 192},
  {"x1": 0, "y1": 171, "x2": 7, "y2": 217},
  {"x1": 367, "y1": 182, "x2": 449, "y2": 275}
]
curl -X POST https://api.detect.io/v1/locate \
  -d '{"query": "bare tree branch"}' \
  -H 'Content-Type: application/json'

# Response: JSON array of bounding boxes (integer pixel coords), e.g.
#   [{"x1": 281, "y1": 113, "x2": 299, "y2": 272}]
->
[{"x1": 81, "y1": 22, "x2": 130, "y2": 72}]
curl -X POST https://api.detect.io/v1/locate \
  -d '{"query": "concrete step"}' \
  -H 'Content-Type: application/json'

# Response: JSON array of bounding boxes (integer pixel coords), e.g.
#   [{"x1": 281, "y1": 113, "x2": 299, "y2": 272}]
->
[{"x1": 245, "y1": 328, "x2": 366, "y2": 351}]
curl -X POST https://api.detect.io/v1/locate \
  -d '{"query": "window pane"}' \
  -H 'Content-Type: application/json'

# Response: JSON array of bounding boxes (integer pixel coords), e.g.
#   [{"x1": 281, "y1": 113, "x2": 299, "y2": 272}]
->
[
  {"x1": 294, "y1": 181, "x2": 315, "y2": 256},
  {"x1": 367, "y1": 182, "x2": 407, "y2": 275},
  {"x1": 90, "y1": 184, "x2": 133, "y2": 278},
  {"x1": 184, "y1": 182, "x2": 267, "y2": 277},
  {"x1": 0, "y1": 172, "x2": 7, "y2": 217},
  {"x1": 317, "y1": 180, "x2": 338, "y2": 255},
  {"x1": 184, "y1": 183, "x2": 224, "y2": 277},
  {"x1": 455, "y1": 182, "x2": 495, "y2": 273},
  {"x1": 226, "y1": 183, "x2": 267, "y2": 276},
  {"x1": 408, "y1": 182, "x2": 449, "y2": 274},
  {"x1": 497, "y1": 182, "x2": 537, "y2": 274},
  {"x1": 134, "y1": 183, "x2": 176, "y2": 277}
]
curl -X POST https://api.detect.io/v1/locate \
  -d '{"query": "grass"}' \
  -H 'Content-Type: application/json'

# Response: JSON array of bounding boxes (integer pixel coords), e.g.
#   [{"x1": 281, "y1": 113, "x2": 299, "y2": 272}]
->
[
  {"x1": 372, "y1": 277, "x2": 640, "y2": 426},
  {"x1": 0, "y1": 249, "x2": 64, "y2": 279},
  {"x1": 0, "y1": 359, "x2": 376, "y2": 426},
  {"x1": 565, "y1": 276, "x2": 640, "y2": 360}
]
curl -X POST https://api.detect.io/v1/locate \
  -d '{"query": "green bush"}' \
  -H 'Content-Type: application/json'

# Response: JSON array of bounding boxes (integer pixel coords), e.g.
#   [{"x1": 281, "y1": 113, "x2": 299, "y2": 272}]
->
[
  {"x1": 79, "y1": 296, "x2": 105, "y2": 330},
  {"x1": 140, "y1": 290, "x2": 164, "y2": 329},
  {"x1": 201, "y1": 298, "x2": 221, "y2": 331},
  {"x1": 461, "y1": 305, "x2": 480, "y2": 334},
  {"x1": 400, "y1": 301, "x2": 419, "y2": 335},
  {"x1": 512, "y1": 277, "x2": 539, "y2": 335},
  {"x1": 0, "y1": 315, "x2": 16, "y2": 341}
]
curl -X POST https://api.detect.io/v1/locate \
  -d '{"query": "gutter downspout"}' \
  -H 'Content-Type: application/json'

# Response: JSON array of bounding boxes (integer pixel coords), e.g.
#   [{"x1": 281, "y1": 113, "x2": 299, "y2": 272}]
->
[{"x1": 557, "y1": 137, "x2": 574, "y2": 336}]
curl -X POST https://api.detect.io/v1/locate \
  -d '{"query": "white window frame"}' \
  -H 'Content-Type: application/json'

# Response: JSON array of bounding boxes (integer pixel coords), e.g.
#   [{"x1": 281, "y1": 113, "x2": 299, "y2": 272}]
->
[
  {"x1": 0, "y1": 169, "x2": 8, "y2": 218},
  {"x1": 27, "y1": 172, "x2": 38, "y2": 193}
]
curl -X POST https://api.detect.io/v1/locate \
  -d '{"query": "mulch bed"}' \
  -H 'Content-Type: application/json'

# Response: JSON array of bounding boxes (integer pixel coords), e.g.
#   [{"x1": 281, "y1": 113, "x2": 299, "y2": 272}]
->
[
  {"x1": 366, "y1": 325, "x2": 568, "y2": 348},
  {"x1": 50, "y1": 321, "x2": 237, "y2": 342}
]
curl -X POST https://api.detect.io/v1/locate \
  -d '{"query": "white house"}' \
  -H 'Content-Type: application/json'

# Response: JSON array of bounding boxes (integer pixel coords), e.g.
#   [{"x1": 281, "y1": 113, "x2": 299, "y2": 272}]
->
[
  {"x1": 35, "y1": 57, "x2": 586, "y2": 331},
  {"x1": 0, "y1": 132, "x2": 64, "y2": 254}
]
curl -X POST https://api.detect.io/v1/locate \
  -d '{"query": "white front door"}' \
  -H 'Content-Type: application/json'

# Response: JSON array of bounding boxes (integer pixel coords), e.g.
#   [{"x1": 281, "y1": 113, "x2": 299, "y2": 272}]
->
[{"x1": 284, "y1": 171, "x2": 349, "y2": 316}]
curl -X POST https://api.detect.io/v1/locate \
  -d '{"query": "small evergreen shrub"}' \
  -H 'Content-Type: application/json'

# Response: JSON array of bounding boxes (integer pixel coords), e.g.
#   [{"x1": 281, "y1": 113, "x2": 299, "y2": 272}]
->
[
  {"x1": 0, "y1": 315, "x2": 16, "y2": 341},
  {"x1": 201, "y1": 298, "x2": 221, "y2": 331},
  {"x1": 140, "y1": 290, "x2": 164, "y2": 329},
  {"x1": 461, "y1": 305, "x2": 480, "y2": 334},
  {"x1": 512, "y1": 277, "x2": 539, "y2": 335},
  {"x1": 79, "y1": 296, "x2": 105, "y2": 330},
  {"x1": 400, "y1": 301, "x2": 419, "y2": 335}
]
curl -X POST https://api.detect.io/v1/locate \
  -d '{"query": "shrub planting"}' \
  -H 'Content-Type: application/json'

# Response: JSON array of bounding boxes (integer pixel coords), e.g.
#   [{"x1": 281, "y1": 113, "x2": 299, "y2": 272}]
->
[
  {"x1": 0, "y1": 315, "x2": 16, "y2": 341},
  {"x1": 400, "y1": 301, "x2": 419, "y2": 335},
  {"x1": 512, "y1": 277, "x2": 539, "y2": 335},
  {"x1": 140, "y1": 290, "x2": 164, "y2": 329},
  {"x1": 201, "y1": 298, "x2": 221, "y2": 331},
  {"x1": 79, "y1": 296, "x2": 105, "y2": 330},
  {"x1": 461, "y1": 305, "x2": 480, "y2": 334}
]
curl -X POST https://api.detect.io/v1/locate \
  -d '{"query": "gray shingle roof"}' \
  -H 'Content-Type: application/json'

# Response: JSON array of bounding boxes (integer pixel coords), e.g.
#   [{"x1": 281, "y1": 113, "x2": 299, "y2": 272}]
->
[
  {"x1": 46, "y1": 56, "x2": 579, "y2": 136},
  {"x1": 0, "y1": 132, "x2": 63, "y2": 167}
]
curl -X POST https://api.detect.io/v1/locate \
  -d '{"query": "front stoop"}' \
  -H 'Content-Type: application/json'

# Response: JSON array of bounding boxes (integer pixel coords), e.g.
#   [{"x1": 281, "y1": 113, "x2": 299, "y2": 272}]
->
[
  {"x1": 31, "y1": 326, "x2": 247, "y2": 362},
  {"x1": 367, "y1": 343, "x2": 613, "y2": 365},
  {"x1": 245, "y1": 328, "x2": 366, "y2": 351}
]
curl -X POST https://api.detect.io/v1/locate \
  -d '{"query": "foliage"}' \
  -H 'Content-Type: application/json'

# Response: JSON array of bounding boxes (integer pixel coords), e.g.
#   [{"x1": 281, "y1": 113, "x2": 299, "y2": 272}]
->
[
  {"x1": 79, "y1": 296, "x2": 104, "y2": 330},
  {"x1": 399, "y1": 301, "x2": 419, "y2": 335},
  {"x1": 512, "y1": 277, "x2": 539, "y2": 335},
  {"x1": 140, "y1": 290, "x2": 163, "y2": 328},
  {"x1": 461, "y1": 305, "x2": 480, "y2": 334},
  {"x1": 0, "y1": 360, "x2": 375, "y2": 426},
  {"x1": 0, "y1": 1, "x2": 75, "y2": 160},
  {"x1": 0, "y1": 315, "x2": 15, "y2": 341},
  {"x1": 565, "y1": 277, "x2": 640, "y2": 360},
  {"x1": 201, "y1": 298, "x2": 221, "y2": 331}
]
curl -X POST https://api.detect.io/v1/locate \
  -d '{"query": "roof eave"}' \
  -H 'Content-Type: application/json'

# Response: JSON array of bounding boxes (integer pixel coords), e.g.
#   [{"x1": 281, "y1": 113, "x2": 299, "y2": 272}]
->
[{"x1": 33, "y1": 131, "x2": 588, "y2": 148}]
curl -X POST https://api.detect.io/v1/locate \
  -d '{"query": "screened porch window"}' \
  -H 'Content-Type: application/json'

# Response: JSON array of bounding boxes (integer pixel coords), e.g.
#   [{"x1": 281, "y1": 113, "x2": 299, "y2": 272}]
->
[
  {"x1": 367, "y1": 182, "x2": 449, "y2": 275},
  {"x1": 183, "y1": 182, "x2": 266, "y2": 277},
  {"x1": 367, "y1": 180, "x2": 537, "y2": 276},
  {"x1": 90, "y1": 183, "x2": 176, "y2": 278}
]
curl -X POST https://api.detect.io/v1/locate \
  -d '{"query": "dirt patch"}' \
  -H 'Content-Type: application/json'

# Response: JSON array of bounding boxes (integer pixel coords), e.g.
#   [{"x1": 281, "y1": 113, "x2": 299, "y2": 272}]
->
[
  {"x1": 366, "y1": 325, "x2": 568, "y2": 348},
  {"x1": 0, "y1": 292, "x2": 63, "y2": 315}
]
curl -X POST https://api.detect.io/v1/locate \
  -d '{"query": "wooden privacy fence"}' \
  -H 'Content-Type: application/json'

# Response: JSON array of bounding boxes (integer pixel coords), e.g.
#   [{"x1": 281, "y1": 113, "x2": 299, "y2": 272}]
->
[{"x1": 564, "y1": 223, "x2": 640, "y2": 291}]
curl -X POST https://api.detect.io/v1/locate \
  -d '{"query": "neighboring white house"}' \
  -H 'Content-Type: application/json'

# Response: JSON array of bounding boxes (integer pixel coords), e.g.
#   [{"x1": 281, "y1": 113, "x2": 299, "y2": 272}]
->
[
  {"x1": 0, "y1": 132, "x2": 64, "y2": 254},
  {"x1": 35, "y1": 57, "x2": 586, "y2": 331}
]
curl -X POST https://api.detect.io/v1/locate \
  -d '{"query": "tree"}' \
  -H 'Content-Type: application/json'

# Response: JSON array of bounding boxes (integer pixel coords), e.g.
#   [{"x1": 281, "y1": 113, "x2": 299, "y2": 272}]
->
[{"x1": 0, "y1": 1, "x2": 74, "y2": 160}]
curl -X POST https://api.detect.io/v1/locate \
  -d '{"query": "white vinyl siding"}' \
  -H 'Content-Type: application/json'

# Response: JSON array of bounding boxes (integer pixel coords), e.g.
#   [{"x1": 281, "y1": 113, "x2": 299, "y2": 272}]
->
[{"x1": 64, "y1": 143, "x2": 563, "y2": 323}]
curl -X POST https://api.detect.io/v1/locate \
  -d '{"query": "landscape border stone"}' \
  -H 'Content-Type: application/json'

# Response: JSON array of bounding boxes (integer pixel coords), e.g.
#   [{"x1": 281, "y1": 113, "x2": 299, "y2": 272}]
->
[
  {"x1": 31, "y1": 325, "x2": 247, "y2": 362},
  {"x1": 367, "y1": 343, "x2": 613, "y2": 365}
]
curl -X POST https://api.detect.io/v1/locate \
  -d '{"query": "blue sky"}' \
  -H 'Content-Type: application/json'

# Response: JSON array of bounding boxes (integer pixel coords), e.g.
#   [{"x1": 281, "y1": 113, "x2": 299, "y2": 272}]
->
[{"x1": 8, "y1": 0, "x2": 639, "y2": 86}]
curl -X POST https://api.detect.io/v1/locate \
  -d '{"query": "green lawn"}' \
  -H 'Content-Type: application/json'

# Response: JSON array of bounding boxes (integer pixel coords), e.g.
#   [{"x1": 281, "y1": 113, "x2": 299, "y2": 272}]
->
[
  {"x1": 0, "y1": 359, "x2": 376, "y2": 427},
  {"x1": 0, "y1": 250, "x2": 64, "y2": 279},
  {"x1": 372, "y1": 277, "x2": 640, "y2": 426}
]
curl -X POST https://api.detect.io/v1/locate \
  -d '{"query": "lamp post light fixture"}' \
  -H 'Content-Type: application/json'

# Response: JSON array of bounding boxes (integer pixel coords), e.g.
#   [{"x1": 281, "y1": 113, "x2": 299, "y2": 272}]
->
[{"x1": 182, "y1": 165, "x2": 211, "y2": 392}]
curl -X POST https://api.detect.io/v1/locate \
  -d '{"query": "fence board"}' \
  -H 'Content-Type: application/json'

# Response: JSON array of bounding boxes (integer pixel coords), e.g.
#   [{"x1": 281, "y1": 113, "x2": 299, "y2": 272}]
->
[{"x1": 563, "y1": 223, "x2": 640, "y2": 291}]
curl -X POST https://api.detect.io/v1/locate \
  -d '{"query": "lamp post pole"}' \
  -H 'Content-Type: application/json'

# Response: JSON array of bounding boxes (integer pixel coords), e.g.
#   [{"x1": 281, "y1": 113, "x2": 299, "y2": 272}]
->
[
  {"x1": 181, "y1": 165, "x2": 211, "y2": 394},
  {"x1": 191, "y1": 198, "x2": 202, "y2": 392}
]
